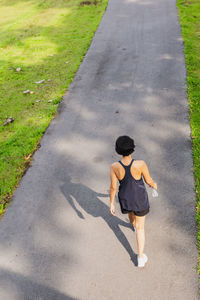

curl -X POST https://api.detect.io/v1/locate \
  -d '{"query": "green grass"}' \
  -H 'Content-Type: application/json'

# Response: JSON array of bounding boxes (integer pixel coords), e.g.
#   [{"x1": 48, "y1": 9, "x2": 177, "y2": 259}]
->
[
  {"x1": 0, "y1": 0, "x2": 108, "y2": 210},
  {"x1": 177, "y1": 0, "x2": 200, "y2": 275}
]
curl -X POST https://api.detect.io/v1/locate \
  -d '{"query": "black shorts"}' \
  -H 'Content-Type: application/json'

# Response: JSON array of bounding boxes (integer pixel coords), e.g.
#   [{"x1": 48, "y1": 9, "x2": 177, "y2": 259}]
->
[{"x1": 121, "y1": 206, "x2": 150, "y2": 216}]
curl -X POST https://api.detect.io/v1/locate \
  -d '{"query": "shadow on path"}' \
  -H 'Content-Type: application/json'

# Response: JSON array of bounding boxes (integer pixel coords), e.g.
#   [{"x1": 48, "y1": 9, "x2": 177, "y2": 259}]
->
[
  {"x1": 60, "y1": 176, "x2": 138, "y2": 266},
  {"x1": 0, "y1": 268, "x2": 78, "y2": 300}
]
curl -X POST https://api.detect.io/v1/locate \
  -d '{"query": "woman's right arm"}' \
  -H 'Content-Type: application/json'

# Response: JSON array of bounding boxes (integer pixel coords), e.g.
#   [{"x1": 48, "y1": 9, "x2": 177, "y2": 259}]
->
[{"x1": 141, "y1": 161, "x2": 157, "y2": 190}]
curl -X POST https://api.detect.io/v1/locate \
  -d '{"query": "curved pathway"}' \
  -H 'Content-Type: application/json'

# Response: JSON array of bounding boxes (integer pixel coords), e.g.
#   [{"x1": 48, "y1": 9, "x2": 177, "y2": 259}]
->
[{"x1": 0, "y1": 0, "x2": 199, "y2": 299}]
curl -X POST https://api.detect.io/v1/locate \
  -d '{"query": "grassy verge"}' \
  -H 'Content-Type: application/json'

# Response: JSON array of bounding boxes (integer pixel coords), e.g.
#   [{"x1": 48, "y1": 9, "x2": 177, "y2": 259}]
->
[
  {"x1": 0, "y1": 0, "x2": 108, "y2": 213},
  {"x1": 177, "y1": 0, "x2": 200, "y2": 275}
]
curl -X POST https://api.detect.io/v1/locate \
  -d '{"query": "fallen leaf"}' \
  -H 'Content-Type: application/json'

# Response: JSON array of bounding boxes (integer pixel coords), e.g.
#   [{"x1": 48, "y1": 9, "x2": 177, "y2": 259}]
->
[
  {"x1": 3, "y1": 118, "x2": 14, "y2": 125},
  {"x1": 23, "y1": 89, "x2": 31, "y2": 94},
  {"x1": 48, "y1": 100, "x2": 53, "y2": 103},
  {"x1": 34, "y1": 79, "x2": 45, "y2": 84},
  {"x1": 25, "y1": 154, "x2": 31, "y2": 160}
]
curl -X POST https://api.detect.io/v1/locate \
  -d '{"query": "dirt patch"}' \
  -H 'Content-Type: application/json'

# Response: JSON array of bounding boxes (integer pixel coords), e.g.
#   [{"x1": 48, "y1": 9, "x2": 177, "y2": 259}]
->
[{"x1": 79, "y1": 0, "x2": 99, "y2": 6}]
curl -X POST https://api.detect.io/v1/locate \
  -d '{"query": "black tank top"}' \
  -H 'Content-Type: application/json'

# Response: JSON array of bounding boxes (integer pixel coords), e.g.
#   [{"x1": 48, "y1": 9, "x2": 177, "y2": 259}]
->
[{"x1": 118, "y1": 159, "x2": 149, "y2": 212}]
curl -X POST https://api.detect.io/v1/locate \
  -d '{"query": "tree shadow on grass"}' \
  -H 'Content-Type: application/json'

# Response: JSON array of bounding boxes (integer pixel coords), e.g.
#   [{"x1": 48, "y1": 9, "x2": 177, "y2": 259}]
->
[
  {"x1": 0, "y1": 0, "x2": 88, "y2": 9},
  {"x1": 60, "y1": 176, "x2": 138, "y2": 266}
]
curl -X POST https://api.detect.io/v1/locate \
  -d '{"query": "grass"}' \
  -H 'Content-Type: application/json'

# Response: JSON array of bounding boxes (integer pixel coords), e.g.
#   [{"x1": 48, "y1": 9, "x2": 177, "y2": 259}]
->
[
  {"x1": 177, "y1": 0, "x2": 200, "y2": 276},
  {"x1": 0, "y1": 0, "x2": 108, "y2": 212}
]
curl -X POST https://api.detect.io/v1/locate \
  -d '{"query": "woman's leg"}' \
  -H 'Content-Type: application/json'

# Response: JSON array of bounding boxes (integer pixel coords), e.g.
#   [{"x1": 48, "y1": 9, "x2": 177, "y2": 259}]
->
[
  {"x1": 128, "y1": 212, "x2": 136, "y2": 227},
  {"x1": 135, "y1": 215, "x2": 146, "y2": 258}
]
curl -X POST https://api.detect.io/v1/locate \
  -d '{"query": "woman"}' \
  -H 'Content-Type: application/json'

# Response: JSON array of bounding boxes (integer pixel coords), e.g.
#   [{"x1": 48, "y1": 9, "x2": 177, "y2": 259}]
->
[{"x1": 109, "y1": 135, "x2": 157, "y2": 267}]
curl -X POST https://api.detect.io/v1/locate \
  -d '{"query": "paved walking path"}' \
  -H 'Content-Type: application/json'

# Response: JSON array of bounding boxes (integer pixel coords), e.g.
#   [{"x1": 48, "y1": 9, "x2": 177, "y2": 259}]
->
[{"x1": 0, "y1": 0, "x2": 199, "y2": 299}]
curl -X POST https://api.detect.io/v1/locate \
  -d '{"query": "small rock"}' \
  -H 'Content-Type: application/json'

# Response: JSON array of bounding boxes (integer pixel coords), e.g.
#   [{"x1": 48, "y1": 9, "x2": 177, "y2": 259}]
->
[
  {"x1": 35, "y1": 100, "x2": 40, "y2": 103},
  {"x1": 47, "y1": 79, "x2": 51, "y2": 82},
  {"x1": 16, "y1": 67, "x2": 21, "y2": 72},
  {"x1": 3, "y1": 118, "x2": 14, "y2": 126},
  {"x1": 65, "y1": 61, "x2": 69, "y2": 64},
  {"x1": 115, "y1": 110, "x2": 119, "y2": 113},
  {"x1": 34, "y1": 79, "x2": 45, "y2": 84}
]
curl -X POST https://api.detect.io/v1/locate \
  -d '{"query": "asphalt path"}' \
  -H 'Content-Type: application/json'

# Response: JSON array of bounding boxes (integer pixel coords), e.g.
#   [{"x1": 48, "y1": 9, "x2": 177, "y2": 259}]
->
[{"x1": 0, "y1": 0, "x2": 199, "y2": 299}]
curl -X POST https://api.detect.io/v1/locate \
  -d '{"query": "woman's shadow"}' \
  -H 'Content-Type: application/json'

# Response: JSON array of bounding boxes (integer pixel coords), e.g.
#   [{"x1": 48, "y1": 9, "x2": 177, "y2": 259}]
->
[{"x1": 60, "y1": 176, "x2": 137, "y2": 265}]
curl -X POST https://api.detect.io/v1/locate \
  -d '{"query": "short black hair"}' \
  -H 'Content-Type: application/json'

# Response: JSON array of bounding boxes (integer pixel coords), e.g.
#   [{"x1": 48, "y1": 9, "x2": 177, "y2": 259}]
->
[{"x1": 115, "y1": 135, "x2": 135, "y2": 156}]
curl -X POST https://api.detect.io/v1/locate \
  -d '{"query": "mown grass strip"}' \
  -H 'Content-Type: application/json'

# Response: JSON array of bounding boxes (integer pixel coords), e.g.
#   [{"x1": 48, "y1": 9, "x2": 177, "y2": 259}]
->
[
  {"x1": 0, "y1": 0, "x2": 108, "y2": 212},
  {"x1": 177, "y1": 0, "x2": 200, "y2": 276}
]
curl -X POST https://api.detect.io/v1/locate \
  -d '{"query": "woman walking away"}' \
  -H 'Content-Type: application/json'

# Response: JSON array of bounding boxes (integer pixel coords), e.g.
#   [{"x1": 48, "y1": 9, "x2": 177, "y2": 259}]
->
[{"x1": 109, "y1": 136, "x2": 157, "y2": 267}]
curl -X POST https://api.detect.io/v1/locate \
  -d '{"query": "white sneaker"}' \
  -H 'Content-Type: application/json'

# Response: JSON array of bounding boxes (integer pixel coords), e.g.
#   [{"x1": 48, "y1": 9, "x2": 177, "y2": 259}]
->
[
  {"x1": 143, "y1": 253, "x2": 148, "y2": 263},
  {"x1": 138, "y1": 253, "x2": 148, "y2": 267}
]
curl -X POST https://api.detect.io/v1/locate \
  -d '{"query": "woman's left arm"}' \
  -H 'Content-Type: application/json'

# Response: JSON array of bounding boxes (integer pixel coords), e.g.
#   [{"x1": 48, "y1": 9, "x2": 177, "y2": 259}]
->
[{"x1": 110, "y1": 164, "x2": 118, "y2": 215}]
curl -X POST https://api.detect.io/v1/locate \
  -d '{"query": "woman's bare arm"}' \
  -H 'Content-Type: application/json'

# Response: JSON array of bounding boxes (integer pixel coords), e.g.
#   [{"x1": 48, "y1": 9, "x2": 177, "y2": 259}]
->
[
  {"x1": 110, "y1": 164, "x2": 118, "y2": 215},
  {"x1": 141, "y1": 161, "x2": 157, "y2": 190}
]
